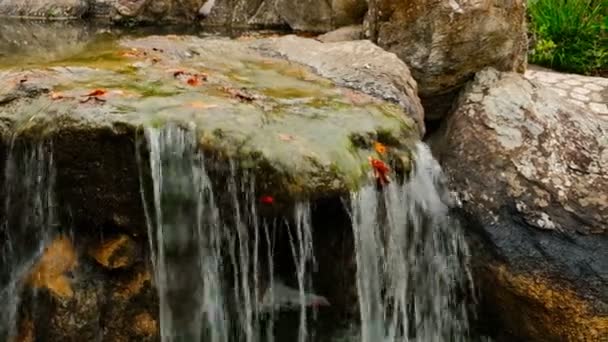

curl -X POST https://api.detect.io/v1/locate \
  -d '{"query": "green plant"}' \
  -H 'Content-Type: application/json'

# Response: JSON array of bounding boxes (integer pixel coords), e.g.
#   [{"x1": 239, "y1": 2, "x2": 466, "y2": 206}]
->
[{"x1": 528, "y1": 0, "x2": 607, "y2": 75}]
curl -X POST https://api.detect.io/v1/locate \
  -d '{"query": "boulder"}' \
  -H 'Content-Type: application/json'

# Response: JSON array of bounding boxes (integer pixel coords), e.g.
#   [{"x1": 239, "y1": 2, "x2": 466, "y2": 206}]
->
[
  {"x1": 366, "y1": 0, "x2": 528, "y2": 120},
  {"x1": 436, "y1": 68, "x2": 608, "y2": 341},
  {"x1": 107, "y1": 0, "x2": 367, "y2": 30},
  {"x1": 0, "y1": 0, "x2": 89, "y2": 18}
]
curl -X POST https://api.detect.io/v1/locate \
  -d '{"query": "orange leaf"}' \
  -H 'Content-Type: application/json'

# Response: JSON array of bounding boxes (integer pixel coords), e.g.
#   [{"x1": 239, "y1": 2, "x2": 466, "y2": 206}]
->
[
  {"x1": 374, "y1": 142, "x2": 387, "y2": 155},
  {"x1": 86, "y1": 89, "x2": 107, "y2": 97}
]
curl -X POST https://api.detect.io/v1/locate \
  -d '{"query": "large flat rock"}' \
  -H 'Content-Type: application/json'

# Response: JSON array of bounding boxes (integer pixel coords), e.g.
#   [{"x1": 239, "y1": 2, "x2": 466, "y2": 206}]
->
[{"x1": 0, "y1": 34, "x2": 421, "y2": 231}]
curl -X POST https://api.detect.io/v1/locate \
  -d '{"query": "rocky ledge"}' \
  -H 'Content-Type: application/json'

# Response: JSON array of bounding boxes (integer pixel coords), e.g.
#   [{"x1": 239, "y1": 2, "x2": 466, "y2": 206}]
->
[{"x1": 0, "y1": 33, "x2": 422, "y2": 340}]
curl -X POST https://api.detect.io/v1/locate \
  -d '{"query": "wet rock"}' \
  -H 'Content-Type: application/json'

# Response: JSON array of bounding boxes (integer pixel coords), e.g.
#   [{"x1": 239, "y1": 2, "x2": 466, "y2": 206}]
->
[
  {"x1": 0, "y1": 0, "x2": 89, "y2": 18},
  {"x1": 89, "y1": 234, "x2": 139, "y2": 269},
  {"x1": 436, "y1": 68, "x2": 608, "y2": 341},
  {"x1": 366, "y1": 0, "x2": 528, "y2": 120}
]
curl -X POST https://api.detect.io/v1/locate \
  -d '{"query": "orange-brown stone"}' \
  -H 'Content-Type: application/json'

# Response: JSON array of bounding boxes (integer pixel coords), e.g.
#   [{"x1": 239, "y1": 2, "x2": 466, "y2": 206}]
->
[
  {"x1": 89, "y1": 234, "x2": 137, "y2": 269},
  {"x1": 27, "y1": 236, "x2": 77, "y2": 299},
  {"x1": 113, "y1": 268, "x2": 152, "y2": 301},
  {"x1": 486, "y1": 265, "x2": 608, "y2": 341},
  {"x1": 132, "y1": 312, "x2": 158, "y2": 337}
]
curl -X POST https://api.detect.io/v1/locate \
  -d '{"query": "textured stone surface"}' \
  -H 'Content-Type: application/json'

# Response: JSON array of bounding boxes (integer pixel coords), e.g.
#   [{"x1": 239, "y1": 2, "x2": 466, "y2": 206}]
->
[
  {"x1": 366, "y1": 0, "x2": 528, "y2": 120},
  {"x1": 254, "y1": 35, "x2": 424, "y2": 133},
  {"x1": 436, "y1": 68, "x2": 608, "y2": 341},
  {"x1": 0, "y1": 0, "x2": 89, "y2": 18},
  {"x1": 526, "y1": 65, "x2": 608, "y2": 119}
]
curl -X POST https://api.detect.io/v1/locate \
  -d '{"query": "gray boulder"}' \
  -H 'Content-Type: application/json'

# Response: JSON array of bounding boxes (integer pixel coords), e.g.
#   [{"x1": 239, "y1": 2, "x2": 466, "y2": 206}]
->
[{"x1": 436, "y1": 68, "x2": 608, "y2": 341}]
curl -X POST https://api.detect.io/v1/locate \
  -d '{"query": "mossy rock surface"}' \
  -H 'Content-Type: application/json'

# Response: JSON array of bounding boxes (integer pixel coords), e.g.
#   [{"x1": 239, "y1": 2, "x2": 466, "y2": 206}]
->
[{"x1": 0, "y1": 34, "x2": 421, "y2": 205}]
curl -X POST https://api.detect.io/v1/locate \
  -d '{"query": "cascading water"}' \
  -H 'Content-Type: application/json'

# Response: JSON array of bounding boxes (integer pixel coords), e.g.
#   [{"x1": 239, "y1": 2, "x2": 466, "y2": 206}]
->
[
  {"x1": 138, "y1": 124, "x2": 323, "y2": 342},
  {"x1": 0, "y1": 139, "x2": 56, "y2": 341},
  {"x1": 350, "y1": 143, "x2": 472, "y2": 342}
]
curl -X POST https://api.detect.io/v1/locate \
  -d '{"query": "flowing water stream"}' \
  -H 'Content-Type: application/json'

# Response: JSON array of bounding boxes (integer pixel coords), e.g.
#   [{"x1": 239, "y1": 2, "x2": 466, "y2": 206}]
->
[
  {"x1": 137, "y1": 124, "x2": 322, "y2": 342},
  {"x1": 350, "y1": 143, "x2": 472, "y2": 342},
  {"x1": 0, "y1": 139, "x2": 56, "y2": 341},
  {"x1": 0, "y1": 127, "x2": 472, "y2": 341}
]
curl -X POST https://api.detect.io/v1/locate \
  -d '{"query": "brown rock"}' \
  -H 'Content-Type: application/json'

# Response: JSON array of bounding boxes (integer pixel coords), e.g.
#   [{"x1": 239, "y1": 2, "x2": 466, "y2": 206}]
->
[
  {"x1": 113, "y1": 268, "x2": 152, "y2": 300},
  {"x1": 332, "y1": 0, "x2": 367, "y2": 27},
  {"x1": 27, "y1": 236, "x2": 77, "y2": 299},
  {"x1": 367, "y1": 0, "x2": 528, "y2": 119},
  {"x1": 89, "y1": 234, "x2": 138, "y2": 269},
  {"x1": 484, "y1": 265, "x2": 608, "y2": 341},
  {"x1": 132, "y1": 312, "x2": 158, "y2": 337},
  {"x1": 437, "y1": 68, "x2": 608, "y2": 341}
]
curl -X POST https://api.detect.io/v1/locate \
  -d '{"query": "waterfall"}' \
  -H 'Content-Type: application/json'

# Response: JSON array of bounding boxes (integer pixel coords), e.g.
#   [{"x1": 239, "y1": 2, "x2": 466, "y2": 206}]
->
[
  {"x1": 138, "y1": 124, "x2": 230, "y2": 342},
  {"x1": 0, "y1": 139, "x2": 56, "y2": 341},
  {"x1": 350, "y1": 143, "x2": 472, "y2": 342},
  {"x1": 138, "y1": 124, "x2": 321, "y2": 342}
]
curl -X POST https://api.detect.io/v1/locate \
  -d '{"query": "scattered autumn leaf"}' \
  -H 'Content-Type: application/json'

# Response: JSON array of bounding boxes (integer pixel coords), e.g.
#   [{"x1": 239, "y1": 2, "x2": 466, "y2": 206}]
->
[
  {"x1": 369, "y1": 156, "x2": 391, "y2": 186},
  {"x1": 187, "y1": 76, "x2": 201, "y2": 86},
  {"x1": 260, "y1": 196, "x2": 274, "y2": 204},
  {"x1": 374, "y1": 142, "x2": 387, "y2": 155},
  {"x1": 86, "y1": 89, "x2": 107, "y2": 97}
]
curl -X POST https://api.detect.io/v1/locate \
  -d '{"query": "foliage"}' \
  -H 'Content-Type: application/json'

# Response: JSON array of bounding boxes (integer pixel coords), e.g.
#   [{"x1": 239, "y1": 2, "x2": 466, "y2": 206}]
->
[{"x1": 528, "y1": 0, "x2": 607, "y2": 75}]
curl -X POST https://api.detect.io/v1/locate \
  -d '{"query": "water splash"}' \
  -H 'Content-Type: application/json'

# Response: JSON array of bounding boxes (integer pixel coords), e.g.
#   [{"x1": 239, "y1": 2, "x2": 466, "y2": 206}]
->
[
  {"x1": 138, "y1": 124, "x2": 323, "y2": 342},
  {"x1": 350, "y1": 143, "x2": 472, "y2": 342},
  {"x1": 0, "y1": 139, "x2": 56, "y2": 341}
]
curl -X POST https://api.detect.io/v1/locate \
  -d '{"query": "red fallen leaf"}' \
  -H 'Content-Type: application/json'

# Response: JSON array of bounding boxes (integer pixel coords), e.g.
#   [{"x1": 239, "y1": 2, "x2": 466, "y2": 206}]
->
[
  {"x1": 369, "y1": 157, "x2": 391, "y2": 186},
  {"x1": 86, "y1": 89, "x2": 107, "y2": 97},
  {"x1": 260, "y1": 196, "x2": 274, "y2": 204},
  {"x1": 187, "y1": 76, "x2": 201, "y2": 86}
]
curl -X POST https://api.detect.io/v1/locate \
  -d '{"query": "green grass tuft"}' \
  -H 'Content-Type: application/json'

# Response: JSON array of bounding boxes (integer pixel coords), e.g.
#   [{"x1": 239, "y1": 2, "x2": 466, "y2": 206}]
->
[{"x1": 528, "y1": 0, "x2": 607, "y2": 76}]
